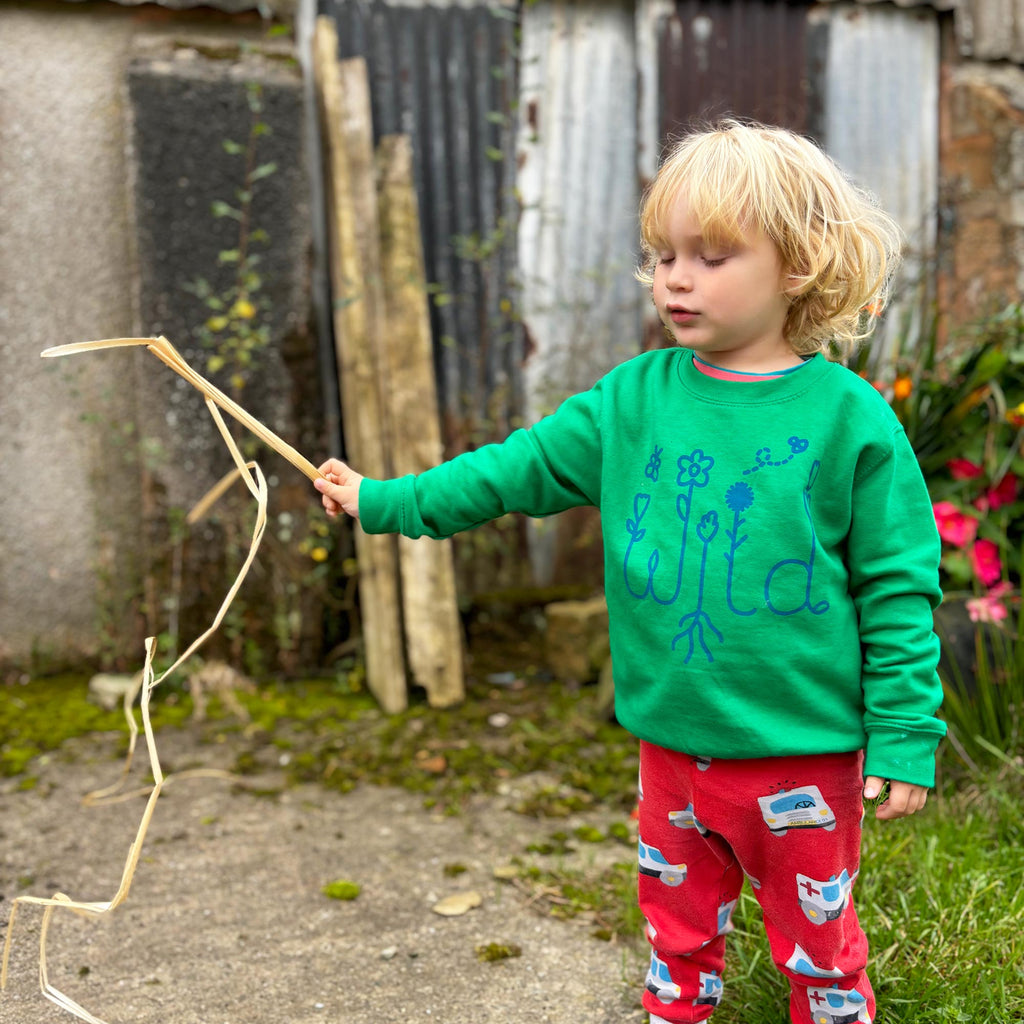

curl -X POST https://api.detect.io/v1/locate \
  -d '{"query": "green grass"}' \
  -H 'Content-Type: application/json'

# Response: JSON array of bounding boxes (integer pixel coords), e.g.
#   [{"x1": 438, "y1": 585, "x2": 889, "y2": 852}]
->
[{"x1": 706, "y1": 773, "x2": 1024, "y2": 1023}]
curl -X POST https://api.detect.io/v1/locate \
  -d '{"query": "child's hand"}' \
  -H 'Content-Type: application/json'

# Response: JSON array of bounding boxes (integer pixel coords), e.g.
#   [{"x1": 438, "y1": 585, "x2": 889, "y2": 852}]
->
[
  {"x1": 863, "y1": 776, "x2": 928, "y2": 820},
  {"x1": 314, "y1": 458, "x2": 363, "y2": 520}
]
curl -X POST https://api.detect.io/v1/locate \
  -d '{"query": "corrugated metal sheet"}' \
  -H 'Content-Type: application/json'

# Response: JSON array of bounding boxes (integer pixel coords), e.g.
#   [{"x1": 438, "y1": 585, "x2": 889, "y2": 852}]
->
[
  {"x1": 514, "y1": 0, "x2": 645, "y2": 582},
  {"x1": 817, "y1": 2, "x2": 940, "y2": 359},
  {"x1": 515, "y1": 0, "x2": 644, "y2": 425},
  {"x1": 656, "y1": 0, "x2": 813, "y2": 138},
  {"x1": 318, "y1": 0, "x2": 523, "y2": 453},
  {"x1": 817, "y1": 0, "x2": 1024, "y2": 63}
]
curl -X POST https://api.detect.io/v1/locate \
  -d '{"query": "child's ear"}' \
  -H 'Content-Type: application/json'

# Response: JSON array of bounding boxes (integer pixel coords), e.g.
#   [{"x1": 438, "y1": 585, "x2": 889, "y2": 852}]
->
[{"x1": 782, "y1": 269, "x2": 808, "y2": 299}]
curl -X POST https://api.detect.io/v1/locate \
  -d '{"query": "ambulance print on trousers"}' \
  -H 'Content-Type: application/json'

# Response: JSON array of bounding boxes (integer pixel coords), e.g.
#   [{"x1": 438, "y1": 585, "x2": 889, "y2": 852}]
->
[
  {"x1": 757, "y1": 785, "x2": 837, "y2": 835},
  {"x1": 796, "y1": 868, "x2": 857, "y2": 924},
  {"x1": 808, "y1": 983, "x2": 872, "y2": 1024}
]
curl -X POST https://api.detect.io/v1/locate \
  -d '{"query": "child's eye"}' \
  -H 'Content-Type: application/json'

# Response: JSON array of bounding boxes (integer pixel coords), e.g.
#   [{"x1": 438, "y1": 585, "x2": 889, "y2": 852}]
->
[
  {"x1": 658, "y1": 253, "x2": 676, "y2": 265},
  {"x1": 701, "y1": 255, "x2": 727, "y2": 268}
]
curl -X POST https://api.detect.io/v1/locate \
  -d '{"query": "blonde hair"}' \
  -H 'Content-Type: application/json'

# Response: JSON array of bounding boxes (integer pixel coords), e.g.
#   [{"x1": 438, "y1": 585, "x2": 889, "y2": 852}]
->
[{"x1": 637, "y1": 120, "x2": 904, "y2": 359}]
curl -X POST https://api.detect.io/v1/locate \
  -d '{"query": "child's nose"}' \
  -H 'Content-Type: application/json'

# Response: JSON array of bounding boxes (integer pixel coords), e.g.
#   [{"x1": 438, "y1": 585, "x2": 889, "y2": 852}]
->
[{"x1": 668, "y1": 261, "x2": 693, "y2": 291}]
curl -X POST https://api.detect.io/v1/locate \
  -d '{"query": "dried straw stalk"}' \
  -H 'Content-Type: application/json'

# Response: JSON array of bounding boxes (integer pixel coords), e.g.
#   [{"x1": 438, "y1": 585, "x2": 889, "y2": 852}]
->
[{"x1": 0, "y1": 336, "x2": 314, "y2": 1023}]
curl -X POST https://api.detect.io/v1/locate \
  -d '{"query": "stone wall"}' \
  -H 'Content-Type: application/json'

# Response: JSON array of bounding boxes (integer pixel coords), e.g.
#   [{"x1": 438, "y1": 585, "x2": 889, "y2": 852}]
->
[
  {"x1": 940, "y1": 60, "x2": 1024, "y2": 329},
  {"x1": 0, "y1": 7, "x2": 325, "y2": 675}
]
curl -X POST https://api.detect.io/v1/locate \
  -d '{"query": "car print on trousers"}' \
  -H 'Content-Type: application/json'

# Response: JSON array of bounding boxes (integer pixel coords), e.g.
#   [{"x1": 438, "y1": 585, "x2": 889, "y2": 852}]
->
[
  {"x1": 807, "y1": 983, "x2": 871, "y2": 1024},
  {"x1": 638, "y1": 840, "x2": 687, "y2": 886},
  {"x1": 757, "y1": 785, "x2": 836, "y2": 836},
  {"x1": 645, "y1": 953, "x2": 682, "y2": 1005},
  {"x1": 797, "y1": 868, "x2": 857, "y2": 924},
  {"x1": 668, "y1": 802, "x2": 708, "y2": 834}
]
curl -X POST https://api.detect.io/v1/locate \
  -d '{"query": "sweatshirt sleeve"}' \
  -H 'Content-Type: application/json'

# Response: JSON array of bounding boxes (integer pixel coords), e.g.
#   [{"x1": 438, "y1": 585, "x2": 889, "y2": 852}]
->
[
  {"x1": 847, "y1": 424, "x2": 947, "y2": 786},
  {"x1": 359, "y1": 384, "x2": 605, "y2": 540}
]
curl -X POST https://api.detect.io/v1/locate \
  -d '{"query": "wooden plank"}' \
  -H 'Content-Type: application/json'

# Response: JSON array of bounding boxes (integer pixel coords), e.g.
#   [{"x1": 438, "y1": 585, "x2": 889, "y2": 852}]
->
[
  {"x1": 376, "y1": 134, "x2": 466, "y2": 708},
  {"x1": 312, "y1": 18, "x2": 407, "y2": 713}
]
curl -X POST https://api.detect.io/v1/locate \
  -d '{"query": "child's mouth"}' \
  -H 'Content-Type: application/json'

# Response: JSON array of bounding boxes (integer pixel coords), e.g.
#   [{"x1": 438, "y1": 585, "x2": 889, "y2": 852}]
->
[{"x1": 669, "y1": 307, "x2": 698, "y2": 324}]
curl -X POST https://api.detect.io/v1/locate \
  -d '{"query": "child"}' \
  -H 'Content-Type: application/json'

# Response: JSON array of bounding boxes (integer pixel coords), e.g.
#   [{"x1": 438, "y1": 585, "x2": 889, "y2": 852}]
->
[{"x1": 315, "y1": 120, "x2": 945, "y2": 1024}]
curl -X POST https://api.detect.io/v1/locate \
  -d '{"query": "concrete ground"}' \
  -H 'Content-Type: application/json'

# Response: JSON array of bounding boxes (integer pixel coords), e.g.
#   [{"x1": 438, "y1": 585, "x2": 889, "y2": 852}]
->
[{"x1": 0, "y1": 728, "x2": 649, "y2": 1024}]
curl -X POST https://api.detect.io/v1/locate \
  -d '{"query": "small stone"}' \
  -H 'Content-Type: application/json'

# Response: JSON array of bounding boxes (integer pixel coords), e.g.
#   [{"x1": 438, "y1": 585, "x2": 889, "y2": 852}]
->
[
  {"x1": 87, "y1": 673, "x2": 138, "y2": 710},
  {"x1": 431, "y1": 891, "x2": 482, "y2": 916}
]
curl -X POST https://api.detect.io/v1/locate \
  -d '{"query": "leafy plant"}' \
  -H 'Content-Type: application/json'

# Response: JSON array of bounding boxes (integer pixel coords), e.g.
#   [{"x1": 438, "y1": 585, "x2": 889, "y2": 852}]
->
[
  {"x1": 865, "y1": 304, "x2": 1024, "y2": 591},
  {"x1": 865, "y1": 303, "x2": 1024, "y2": 770},
  {"x1": 184, "y1": 81, "x2": 277, "y2": 399}
]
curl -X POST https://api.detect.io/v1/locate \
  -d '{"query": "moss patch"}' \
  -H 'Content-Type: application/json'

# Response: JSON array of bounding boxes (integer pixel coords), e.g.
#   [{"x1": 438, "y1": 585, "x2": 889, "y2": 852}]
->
[{"x1": 0, "y1": 675, "x2": 192, "y2": 777}]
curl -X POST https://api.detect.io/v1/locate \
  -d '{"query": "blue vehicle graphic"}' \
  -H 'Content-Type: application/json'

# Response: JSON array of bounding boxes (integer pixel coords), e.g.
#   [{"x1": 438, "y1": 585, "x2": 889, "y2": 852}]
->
[
  {"x1": 785, "y1": 942, "x2": 844, "y2": 979},
  {"x1": 694, "y1": 970, "x2": 723, "y2": 1007},
  {"x1": 807, "y1": 983, "x2": 871, "y2": 1024},
  {"x1": 797, "y1": 869, "x2": 857, "y2": 924},
  {"x1": 697, "y1": 899, "x2": 738, "y2": 950},
  {"x1": 717, "y1": 898, "x2": 737, "y2": 936},
  {"x1": 645, "y1": 953, "x2": 682, "y2": 1005},
  {"x1": 638, "y1": 840, "x2": 687, "y2": 886},
  {"x1": 668, "y1": 802, "x2": 708, "y2": 834},
  {"x1": 757, "y1": 785, "x2": 836, "y2": 836}
]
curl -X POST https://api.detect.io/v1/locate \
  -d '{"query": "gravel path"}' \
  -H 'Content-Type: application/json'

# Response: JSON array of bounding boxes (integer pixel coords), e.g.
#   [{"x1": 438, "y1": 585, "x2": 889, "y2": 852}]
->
[{"x1": 0, "y1": 728, "x2": 648, "y2": 1024}]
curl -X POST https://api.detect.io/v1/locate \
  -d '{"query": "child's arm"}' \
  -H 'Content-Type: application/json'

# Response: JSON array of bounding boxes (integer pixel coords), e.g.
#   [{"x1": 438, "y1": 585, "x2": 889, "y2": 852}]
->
[
  {"x1": 863, "y1": 777, "x2": 928, "y2": 820},
  {"x1": 315, "y1": 458, "x2": 363, "y2": 520},
  {"x1": 314, "y1": 384, "x2": 605, "y2": 540},
  {"x1": 847, "y1": 424, "x2": 946, "y2": 793}
]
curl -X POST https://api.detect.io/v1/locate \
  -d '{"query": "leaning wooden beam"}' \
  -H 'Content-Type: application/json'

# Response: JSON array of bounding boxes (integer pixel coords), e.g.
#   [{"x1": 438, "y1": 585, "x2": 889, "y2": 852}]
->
[
  {"x1": 313, "y1": 19, "x2": 407, "y2": 713},
  {"x1": 377, "y1": 134, "x2": 466, "y2": 708}
]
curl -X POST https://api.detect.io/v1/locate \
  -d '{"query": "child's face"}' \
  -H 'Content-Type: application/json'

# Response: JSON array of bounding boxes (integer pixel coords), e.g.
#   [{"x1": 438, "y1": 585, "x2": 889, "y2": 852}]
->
[{"x1": 651, "y1": 194, "x2": 795, "y2": 372}]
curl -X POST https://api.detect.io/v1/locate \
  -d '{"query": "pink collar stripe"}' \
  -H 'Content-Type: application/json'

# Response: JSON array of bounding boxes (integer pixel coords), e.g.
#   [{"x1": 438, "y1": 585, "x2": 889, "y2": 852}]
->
[{"x1": 693, "y1": 355, "x2": 807, "y2": 382}]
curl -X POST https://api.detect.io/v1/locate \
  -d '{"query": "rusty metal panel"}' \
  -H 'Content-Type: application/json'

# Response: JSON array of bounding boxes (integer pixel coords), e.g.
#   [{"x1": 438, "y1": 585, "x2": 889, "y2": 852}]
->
[
  {"x1": 318, "y1": 0, "x2": 523, "y2": 454},
  {"x1": 516, "y1": 0, "x2": 644, "y2": 425},
  {"x1": 657, "y1": 0, "x2": 814, "y2": 142},
  {"x1": 817, "y1": 2, "x2": 940, "y2": 358}
]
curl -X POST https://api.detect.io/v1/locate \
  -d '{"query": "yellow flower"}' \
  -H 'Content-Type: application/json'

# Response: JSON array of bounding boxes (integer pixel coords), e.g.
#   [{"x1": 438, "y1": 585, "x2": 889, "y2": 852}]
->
[
  {"x1": 230, "y1": 298, "x2": 257, "y2": 320},
  {"x1": 310, "y1": 546, "x2": 329, "y2": 563},
  {"x1": 892, "y1": 376, "x2": 913, "y2": 401},
  {"x1": 206, "y1": 315, "x2": 230, "y2": 332},
  {"x1": 1007, "y1": 402, "x2": 1024, "y2": 427}
]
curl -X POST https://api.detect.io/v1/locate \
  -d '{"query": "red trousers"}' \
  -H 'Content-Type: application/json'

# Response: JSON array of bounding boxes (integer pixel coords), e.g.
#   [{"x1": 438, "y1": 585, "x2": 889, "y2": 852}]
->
[{"x1": 638, "y1": 743, "x2": 873, "y2": 1024}]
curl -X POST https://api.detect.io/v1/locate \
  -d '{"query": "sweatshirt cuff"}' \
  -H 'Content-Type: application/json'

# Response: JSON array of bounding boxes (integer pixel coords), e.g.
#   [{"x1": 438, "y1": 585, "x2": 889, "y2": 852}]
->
[
  {"x1": 863, "y1": 720, "x2": 947, "y2": 787},
  {"x1": 359, "y1": 477, "x2": 404, "y2": 535}
]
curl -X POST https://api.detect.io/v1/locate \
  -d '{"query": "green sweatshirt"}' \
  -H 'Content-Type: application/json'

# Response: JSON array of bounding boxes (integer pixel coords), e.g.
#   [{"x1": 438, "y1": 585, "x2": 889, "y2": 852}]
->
[{"x1": 361, "y1": 347, "x2": 946, "y2": 786}]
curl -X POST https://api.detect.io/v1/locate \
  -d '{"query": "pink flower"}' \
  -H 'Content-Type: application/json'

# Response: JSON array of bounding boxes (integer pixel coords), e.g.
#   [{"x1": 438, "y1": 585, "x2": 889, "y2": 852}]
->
[
  {"x1": 974, "y1": 472, "x2": 1018, "y2": 513},
  {"x1": 933, "y1": 501, "x2": 979, "y2": 548},
  {"x1": 947, "y1": 458, "x2": 984, "y2": 481},
  {"x1": 966, "y1": 581, "x2": 1013, "y2": 624},
  {"x1": 967, "y1": 595, "x2": 1009, "y2": 623},
  {"x1": 969, "y1": 538, "x2": 1003, "y2": 587}
]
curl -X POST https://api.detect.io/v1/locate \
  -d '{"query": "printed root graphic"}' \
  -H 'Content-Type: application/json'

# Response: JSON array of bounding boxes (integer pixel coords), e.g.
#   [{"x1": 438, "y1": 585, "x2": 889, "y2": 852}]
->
[{"x1": 0, "y1": 336, "x2": 323, "y2": 1024}]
